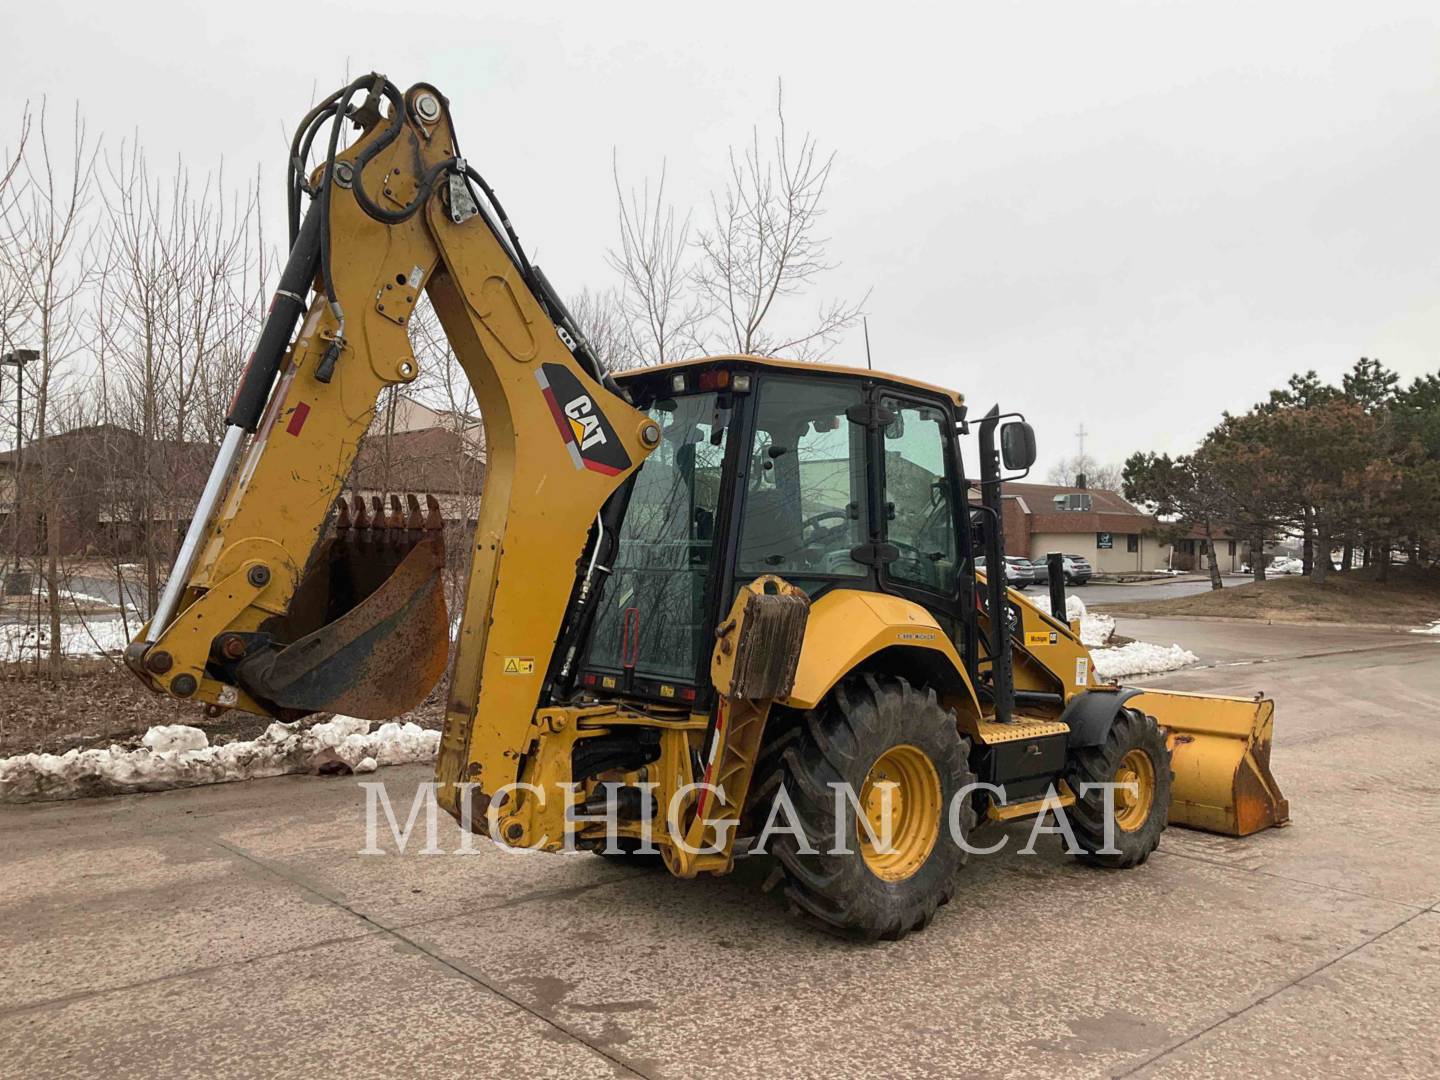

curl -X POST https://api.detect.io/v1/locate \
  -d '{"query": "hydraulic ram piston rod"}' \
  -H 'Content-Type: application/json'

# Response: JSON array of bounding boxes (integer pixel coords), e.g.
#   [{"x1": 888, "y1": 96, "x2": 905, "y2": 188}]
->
[{"x1": 143, "y1": 204, "x2": 323, "y2": 642}]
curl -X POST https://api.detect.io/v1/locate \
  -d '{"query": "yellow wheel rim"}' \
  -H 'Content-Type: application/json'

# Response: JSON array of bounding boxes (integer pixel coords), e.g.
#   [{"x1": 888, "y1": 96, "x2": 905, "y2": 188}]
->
[
  {"x1": 858, "y1": 744, "x2": 942, "y2": 882},
  {"x1": 1113, "y1": 748, "x2": 1157, "y2": 832}
]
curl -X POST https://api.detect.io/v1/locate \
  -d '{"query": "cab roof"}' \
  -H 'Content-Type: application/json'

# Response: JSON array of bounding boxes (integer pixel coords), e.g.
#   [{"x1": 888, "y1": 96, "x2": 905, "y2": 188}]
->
[{"x1": 615, "y1": 354, "x2": 965, "y2": 408}]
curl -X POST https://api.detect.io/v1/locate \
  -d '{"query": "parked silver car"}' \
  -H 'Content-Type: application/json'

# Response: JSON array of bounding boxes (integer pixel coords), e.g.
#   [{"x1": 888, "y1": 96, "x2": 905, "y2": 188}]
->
[
  {"x1": 974, "y1": 556, "x2": 1031, "y2": 589},
  {"x1": 1003, "y1": 556, "x2": 1034, "y2": 589},
  {"x1": 1028, "y1": 553, "x2": 1093, "y2": 585}
]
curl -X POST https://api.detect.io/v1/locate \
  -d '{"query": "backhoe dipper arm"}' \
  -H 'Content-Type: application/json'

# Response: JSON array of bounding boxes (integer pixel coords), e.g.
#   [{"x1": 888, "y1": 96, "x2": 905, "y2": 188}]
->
[{"x1": 126, "y1": 78, "x2": 657, "y2": 823}]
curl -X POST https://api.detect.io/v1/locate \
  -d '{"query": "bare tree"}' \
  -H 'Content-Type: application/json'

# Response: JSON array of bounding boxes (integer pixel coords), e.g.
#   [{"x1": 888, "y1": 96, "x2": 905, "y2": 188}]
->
[
  {"x1": 99, "y1": 144, "x2": 266, "y2": 614},
  {"x1": 1, "y1": 105, "x2": 33, "y2": 587},
  {"x1": 567, "y1": 286, "x2": 632, "y2": 372},
  {"x1": 691, "y1": 81, "x2": 866, "y2": 360},
  {"x1": 1047, "y1": 454, "x2": 1123, "y2": 492},
  {"x1": 0, "y1": 100, "x2": 100, "y2": 678},
  {"x1": 606, "y1": 159, "x2": 706, "y2": 366}
]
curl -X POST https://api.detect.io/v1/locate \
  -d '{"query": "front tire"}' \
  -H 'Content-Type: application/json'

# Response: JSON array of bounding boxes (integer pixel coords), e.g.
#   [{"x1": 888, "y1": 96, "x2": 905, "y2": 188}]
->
[
  {"x1": 766, "y1": 675, "x2": 975, "y2": 940},
  {"x1": 1064, "y1": 708, "x2": 1171, "y2": 867}
]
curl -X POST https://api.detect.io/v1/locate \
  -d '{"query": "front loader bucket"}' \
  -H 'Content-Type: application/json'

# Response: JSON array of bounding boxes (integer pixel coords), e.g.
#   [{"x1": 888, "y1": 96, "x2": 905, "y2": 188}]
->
[
  {"x1": 1128, "y1": 689, "x2": 1290, "y2": 837},
  {"x1": 234, "y1": 495, "x2": 450, "y2": 721}
]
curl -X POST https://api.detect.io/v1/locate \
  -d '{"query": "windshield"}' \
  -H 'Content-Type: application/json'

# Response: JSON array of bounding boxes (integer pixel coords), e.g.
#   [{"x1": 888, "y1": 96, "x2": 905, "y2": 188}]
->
[{"x1": 583, "y1": 392, "x2": 729, "y2": 684}]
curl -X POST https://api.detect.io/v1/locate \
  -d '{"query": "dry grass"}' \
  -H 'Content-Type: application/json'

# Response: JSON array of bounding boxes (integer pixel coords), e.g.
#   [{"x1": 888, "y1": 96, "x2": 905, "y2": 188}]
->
[
  {"x1": 0, "y1": 658, "x2": 447, "y2": 759},
  {"x1": 1091, "y1": 565, "x2": 1440, "y2": 626}
]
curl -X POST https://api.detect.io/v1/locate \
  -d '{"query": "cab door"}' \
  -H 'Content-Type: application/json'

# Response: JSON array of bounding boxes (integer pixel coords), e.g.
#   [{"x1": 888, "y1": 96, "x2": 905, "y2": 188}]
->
[{"x1": 873, "y1": 392, "x2": 964, "y2": 626}]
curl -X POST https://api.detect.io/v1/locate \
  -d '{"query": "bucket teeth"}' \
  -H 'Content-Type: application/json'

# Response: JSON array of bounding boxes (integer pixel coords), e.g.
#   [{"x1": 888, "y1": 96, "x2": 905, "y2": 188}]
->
[{"x1": 333, "y1": 490, "x2": 445, "y2": 548}]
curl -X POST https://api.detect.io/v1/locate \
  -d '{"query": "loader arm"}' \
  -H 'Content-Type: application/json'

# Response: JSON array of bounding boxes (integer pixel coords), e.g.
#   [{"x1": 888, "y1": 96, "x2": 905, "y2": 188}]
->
[{"x1": 126, "y1": 77, "x2": 657, "y2": 823}]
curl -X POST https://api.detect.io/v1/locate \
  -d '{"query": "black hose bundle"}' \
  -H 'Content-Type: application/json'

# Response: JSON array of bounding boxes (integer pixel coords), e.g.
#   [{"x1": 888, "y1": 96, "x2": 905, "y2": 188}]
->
[{"x1": 285, "y1": 74, "x2": 611, "y2": 387}]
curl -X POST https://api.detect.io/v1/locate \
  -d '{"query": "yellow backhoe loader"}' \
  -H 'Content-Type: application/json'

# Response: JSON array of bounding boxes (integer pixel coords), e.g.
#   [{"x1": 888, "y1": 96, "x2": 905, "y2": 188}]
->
[{"x1": 126, "y1": 75, "x2": 1287, "y2": 939}]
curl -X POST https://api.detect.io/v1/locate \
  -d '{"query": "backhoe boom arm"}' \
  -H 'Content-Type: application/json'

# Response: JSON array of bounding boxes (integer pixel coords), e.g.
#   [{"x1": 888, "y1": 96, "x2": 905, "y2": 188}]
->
[{"x1": 126, "y1": 77, "x2": 657, "y2": 825}]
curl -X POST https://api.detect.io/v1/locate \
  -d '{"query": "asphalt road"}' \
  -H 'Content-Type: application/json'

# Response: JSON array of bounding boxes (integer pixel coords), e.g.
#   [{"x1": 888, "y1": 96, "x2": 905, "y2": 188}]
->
[
  {"x1": 3, "y1": 620, "x2": 1437, "y2": 1078},
  {"x1": 1045, "y1": 574, "x2": 1252, "y2": 606}
]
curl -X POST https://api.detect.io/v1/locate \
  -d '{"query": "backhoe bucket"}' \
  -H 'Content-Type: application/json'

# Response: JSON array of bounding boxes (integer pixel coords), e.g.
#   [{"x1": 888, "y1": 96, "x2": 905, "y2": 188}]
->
[
  {"x1": 1128, "y1": 689, "x2": 1290, "y2": 837},
  {"x1": 234, "y1": 494, "x2": 450, "y2": 721}
]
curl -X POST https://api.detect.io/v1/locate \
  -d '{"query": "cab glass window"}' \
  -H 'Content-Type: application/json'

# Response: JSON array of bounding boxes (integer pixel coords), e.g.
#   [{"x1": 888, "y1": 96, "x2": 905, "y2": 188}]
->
[
  {"x1": 880, "y1": 396, "x2": 957, "y2": 593},
  {"x1": 738, "y1": 378, "x2": 868, "y2": 578},
  {"x1": 585, "y1": 392, "x2": 728, "y2": 681}
]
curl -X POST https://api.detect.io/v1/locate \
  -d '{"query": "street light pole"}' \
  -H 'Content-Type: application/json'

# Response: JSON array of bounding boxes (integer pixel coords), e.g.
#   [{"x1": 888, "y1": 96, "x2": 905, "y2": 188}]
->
[{"x1": 1, "y1": 349, "x2": 37, "y2": 580}]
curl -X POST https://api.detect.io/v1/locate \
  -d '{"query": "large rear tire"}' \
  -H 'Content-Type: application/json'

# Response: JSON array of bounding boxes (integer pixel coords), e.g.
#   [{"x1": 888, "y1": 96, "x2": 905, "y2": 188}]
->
[
  {"x1": 1064, "y1": 707, "x2": 1172, "y2": 867},
  {"x1": 766, "y1": 675, "x2": 975, "y2": 940}
]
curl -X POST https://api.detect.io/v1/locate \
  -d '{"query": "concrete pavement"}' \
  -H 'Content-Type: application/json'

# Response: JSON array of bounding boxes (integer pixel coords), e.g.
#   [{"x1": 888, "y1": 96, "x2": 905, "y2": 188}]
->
[{"x1": 2, "y1": 622, "x2": 1438, "y2": 1078}]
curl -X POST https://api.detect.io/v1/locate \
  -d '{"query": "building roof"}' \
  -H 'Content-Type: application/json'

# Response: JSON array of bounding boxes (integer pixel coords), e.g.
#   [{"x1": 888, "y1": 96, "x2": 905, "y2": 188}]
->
[
  {"x1": 0, "y1": 423, "x2": 214, "y2": 484},
  {"x1": 970, "y1": 481, "x2": 1161, "y2": 538},
  {"x1": 1001, "y1": 482, "x2": 1149, "y2": 517},
  {"x1": 348, "y1": 426, "x2": 484, "y2": 497}
]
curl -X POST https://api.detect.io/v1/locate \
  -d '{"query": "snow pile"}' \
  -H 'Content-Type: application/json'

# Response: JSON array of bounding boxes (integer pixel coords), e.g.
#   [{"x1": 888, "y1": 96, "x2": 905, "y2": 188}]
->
[
  {"x1": 1411, "y1": 620, "x2": 1440, "y2": 636},
  {"x1": 0, "y1": 715, "x2": 439, "y2": 803},
  {"x1": 30, "y1": 586, "x2": 117, "y2": 607},
  {"x1": 1091, "y1": 641, "x2": 1199, "y2": 680},
  {"x1": 1064, "y1": 592, "x2": 1198, "y2": 678},
  {"x1": 0, "y1": 617, "x2": 132, "y2": 662},
  {"x1": 1080, "y1": 613, "x2": 1116, "y2": 648},
  {"x1": 1064, "y1": 594, "x2": 1115, "y2": 648},
  {"x1": 141, "y1": 725, "x2": 210, "y2": 753}
]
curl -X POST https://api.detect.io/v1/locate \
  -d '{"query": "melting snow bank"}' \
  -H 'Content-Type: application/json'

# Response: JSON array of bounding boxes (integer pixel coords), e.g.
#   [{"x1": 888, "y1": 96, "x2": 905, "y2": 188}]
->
[
  {"x1": 0, "y1": 716, "x2": 439, "y2": 804},
  {"x1": 1065, "y1": 594, "x2": 1196, "y2": 678},
  {"x1": 1064, "y1": 595, "x2": 1116, "y2": 649},
  {"x1": 0, "y1": 616, "x2": 132, "y2": 662},
  {"x1": 1090, "y1": 642, "x2": 1199, "y2": 680}
]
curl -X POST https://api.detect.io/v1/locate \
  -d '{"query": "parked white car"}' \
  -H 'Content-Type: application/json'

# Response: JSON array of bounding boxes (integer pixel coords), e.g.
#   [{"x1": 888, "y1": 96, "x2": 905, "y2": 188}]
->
[{"x1": 974, "y1": 556, "x2": 1030, "y2": 589}]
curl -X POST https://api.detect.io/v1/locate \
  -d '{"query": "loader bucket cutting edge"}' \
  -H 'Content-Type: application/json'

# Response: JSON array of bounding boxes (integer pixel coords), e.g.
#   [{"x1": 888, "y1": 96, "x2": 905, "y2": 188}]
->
[
  {"x1": 1128, "y1": 689, "x2": 1290, "y2": 837},
  {"x1": 236, "y1": 533, "x2": 450, "y2": 722}
]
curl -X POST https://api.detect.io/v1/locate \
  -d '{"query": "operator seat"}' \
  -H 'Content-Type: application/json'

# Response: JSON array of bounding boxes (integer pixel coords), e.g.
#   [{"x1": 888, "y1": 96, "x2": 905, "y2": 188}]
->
[{"x1": 739, "y1": 488, "x2": 804, "y2": 570}]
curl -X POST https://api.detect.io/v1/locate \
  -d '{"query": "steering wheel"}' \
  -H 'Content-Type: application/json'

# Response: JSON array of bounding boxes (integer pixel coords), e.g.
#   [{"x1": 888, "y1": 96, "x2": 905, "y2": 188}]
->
[{"x1": 801, "y1": 509, "x2": 850, "y2": 545}]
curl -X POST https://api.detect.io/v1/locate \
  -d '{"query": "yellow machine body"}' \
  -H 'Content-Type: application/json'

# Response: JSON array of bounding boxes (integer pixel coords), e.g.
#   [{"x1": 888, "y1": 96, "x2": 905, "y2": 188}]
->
[
  {"x1": 1130, "y1": 689, "x2": 1290, "y2": 836},
  {"x1": 128, "y1": 77, "x2": 1287, "y2": 917}
]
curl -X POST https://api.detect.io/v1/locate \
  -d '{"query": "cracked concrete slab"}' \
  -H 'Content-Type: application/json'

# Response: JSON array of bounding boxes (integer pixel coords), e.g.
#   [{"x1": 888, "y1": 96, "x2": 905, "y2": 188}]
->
[{"x1": 2, "y1": 619, "x2": 1435, "y2": 1076}]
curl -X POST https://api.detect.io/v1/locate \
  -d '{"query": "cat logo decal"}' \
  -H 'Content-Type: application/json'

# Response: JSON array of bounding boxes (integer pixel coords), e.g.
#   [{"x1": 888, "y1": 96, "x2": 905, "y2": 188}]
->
[{"x1": 535, "y1": 364, "x2": 632, "y2": 475}]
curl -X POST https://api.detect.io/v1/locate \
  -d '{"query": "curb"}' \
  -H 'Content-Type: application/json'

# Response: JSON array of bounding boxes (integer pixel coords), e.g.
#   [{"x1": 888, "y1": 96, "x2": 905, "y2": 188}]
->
[{"x1": 1098, "y1": 612, "x2": 1418, "y2": 631}]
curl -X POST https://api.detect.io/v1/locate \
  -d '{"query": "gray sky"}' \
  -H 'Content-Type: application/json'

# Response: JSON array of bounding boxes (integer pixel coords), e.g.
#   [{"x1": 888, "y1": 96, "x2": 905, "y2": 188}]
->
[{"x1": 4, "y1": 1, "x2": 1437, "y2": 475}]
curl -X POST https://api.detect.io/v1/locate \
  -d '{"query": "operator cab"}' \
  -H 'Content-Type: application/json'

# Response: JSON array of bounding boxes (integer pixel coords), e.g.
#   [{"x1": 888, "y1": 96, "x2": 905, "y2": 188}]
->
[{"x1": 575, "y1": 357, "x2": 978, "y2": 705}]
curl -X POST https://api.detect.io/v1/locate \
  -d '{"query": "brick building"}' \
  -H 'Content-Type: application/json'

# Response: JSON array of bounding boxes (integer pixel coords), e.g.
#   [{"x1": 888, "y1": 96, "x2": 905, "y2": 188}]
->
[{"x1": 984, "y1": 482, "x2": 1170, "y2": 573}]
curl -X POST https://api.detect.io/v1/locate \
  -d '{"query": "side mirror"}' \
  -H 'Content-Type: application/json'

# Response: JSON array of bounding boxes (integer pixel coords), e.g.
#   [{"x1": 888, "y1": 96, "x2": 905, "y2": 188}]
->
[{"x1": 1000, "y1": 421, "x2": 1037, "y2": 471}]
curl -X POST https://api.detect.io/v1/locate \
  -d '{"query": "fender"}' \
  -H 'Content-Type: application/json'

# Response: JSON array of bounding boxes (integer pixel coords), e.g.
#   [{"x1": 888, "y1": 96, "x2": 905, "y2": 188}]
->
[
  {"x1": 782, "y1": 589, "x2": 981, "y2": 718},
  {"x1": 1060, "y1": 686, "x2": 1144, "y2": 748}
]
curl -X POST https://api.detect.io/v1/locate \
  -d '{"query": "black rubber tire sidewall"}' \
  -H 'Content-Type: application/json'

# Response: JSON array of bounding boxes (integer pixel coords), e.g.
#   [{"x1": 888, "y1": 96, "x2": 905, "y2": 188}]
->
[
  {"x1": 1064, "y1": 708, "x2": 1172, "y2": 868},
  {"x1": 767, "y1": 675, "x2": 975, "y2": 940}
]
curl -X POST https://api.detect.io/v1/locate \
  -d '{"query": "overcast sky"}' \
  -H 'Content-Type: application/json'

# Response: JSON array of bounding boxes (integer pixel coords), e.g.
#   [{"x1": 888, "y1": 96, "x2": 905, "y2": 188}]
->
[{"x1": 4, "y1": 2, "x2": 1437, "y2": 475}]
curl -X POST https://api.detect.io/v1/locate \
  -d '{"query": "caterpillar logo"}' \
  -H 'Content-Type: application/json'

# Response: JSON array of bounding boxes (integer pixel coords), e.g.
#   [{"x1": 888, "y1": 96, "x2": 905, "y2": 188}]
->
[
  {"x1": 563, "y1": 393, "x2": 608, "y2": 450},
  {"x1": 535, "y1": 364, "x2": 632, "y2": 475}
]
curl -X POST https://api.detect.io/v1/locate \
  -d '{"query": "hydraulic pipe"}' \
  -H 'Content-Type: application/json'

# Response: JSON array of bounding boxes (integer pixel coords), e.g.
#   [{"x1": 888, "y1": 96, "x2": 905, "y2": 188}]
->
[{"x1": 144, "y1": 203, "x2": 323, "y2": 642}]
